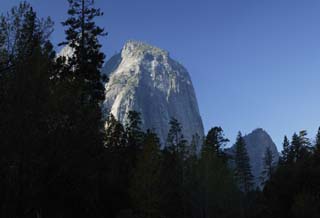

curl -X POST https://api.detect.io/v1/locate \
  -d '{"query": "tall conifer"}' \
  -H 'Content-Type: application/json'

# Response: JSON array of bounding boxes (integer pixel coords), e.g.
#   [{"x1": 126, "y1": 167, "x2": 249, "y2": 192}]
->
[
  {"x1": 234, "y1": 132, "x2": 254, "y2": 193},
  {"x1": 260, "y1": 146, "x2": 275, "y2": 186},
  {"x1": 280, "y1": 135, "x2": 292, "y2": 164},
  {"x1": 130, "y1": 131, "x2": 162, "y2": 218},
  {"x1": 204, "y1": 127, "x2": 229, "y2": 159}
]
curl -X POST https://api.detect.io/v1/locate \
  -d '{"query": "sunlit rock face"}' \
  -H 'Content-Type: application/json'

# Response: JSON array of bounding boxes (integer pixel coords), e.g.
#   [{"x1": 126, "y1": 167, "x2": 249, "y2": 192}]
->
[{"x1": 102, "y1": 40, "x2": 204, "y2": 145}]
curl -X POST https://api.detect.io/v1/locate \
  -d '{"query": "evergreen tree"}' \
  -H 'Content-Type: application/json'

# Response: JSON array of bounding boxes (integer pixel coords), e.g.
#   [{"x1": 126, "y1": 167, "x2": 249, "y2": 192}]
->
[
  {"x1": 0, "y1": 1, "x2": 54, "y2": 73},
  {"x1": 291, "y1": 131, "x2": 311, "y2": 163},
  {"x1": 314, "y1": 127, "x2": 320, "y2": 149},
  {"x1": 204, "y1": 127, "x2": 229, "y2": 159},
  {"x1": 130, "y1": 130, "x2": 162, "y2": 218},
  {"x1": 99, "y1": 113, "x2": 130, "y2": 218},
  {"x1": 234, "y1": 132, "x2": 254, "y2": 193},
  {"x1": 188, "y1": 133, "x2": 201, "y2": 158},
  {"x1": 196, "y1": 130, "x2": 241, "y2": 218},
  {"x1": 291, "y1": 133, "x2": 300, "y2": 162},
  {"x1": 263, "y1": 149, "x2": 320, "y2": 218},
  {"x1": 100, "y1": 111, "x2": 145, "y2": 218},
  {"x1": 0, "y1": 3, "x2": 57, "y2": 216},
  {"x1": 161, "y1": 118, "x2": 188, "y2": 218},
  {"x1": 43, "y1": 0, "x2": 108, "y2": 216},
  {"x1": 105, "y1": 113, "x2": 127, "y2": 151},
  {"x1": 280, "y1": 135, "x2": 293, "y2": 165},
  {"x1": 166, "y1": 117, "x2": 188, "y2": 156},
  {"x1": 125, "y1": 111, "x2": 144, "y2": 148},
  {"x1": 313, "y1": 127, "x2": 320, "y2": 163},
  {"x1": 57, "y1": 0, "x2": 107, "y2": 151},
  {"x1": 54, "y1": 0, "x2": 105, "y2": 154},
  {"x1": 262, "y1": 130, "x2": 320, "y2": 218},
  {"x1": 56, "y1": 0, "x2": 107, "y2": 159},
  {"x1": 183, "y1": 134, "x2": 200, "y2": 217},
  {"x1": 59, "y1": 0, "x2": 107, "y2": 96},
  {"x1": 125, "y1": 111, "x2": 145, "y2": 170},
  {"x1": 260, "y1": 146, "x2": 275, "y2": 186}
]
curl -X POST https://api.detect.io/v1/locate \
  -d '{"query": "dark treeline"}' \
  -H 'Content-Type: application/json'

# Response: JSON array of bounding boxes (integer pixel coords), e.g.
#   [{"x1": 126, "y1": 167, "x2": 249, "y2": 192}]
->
[{"x1": 0, "y1": 1, "x2": 320, "y2": 218}]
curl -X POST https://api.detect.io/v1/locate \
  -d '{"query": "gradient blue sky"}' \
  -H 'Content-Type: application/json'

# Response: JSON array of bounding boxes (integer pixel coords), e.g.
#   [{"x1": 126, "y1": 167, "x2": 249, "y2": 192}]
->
[{"x1": 2, "y1": 0, "x2": 320, "y2": 149}]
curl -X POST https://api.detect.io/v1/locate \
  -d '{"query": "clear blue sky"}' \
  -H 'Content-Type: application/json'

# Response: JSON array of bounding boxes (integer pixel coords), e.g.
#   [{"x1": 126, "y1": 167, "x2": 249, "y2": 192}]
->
[{"x1": 2, "y1": 0, "x2": 320, "y2": 149}]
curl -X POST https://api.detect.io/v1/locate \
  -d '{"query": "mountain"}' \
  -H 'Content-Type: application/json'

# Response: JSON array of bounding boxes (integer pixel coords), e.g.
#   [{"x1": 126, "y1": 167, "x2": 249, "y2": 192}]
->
[
  {"x1": 102, "y1": 40, "x2": 204, "y2": 145},
  {"x1": 228, "y1": 128, "x2": 279, "y2": 187}
]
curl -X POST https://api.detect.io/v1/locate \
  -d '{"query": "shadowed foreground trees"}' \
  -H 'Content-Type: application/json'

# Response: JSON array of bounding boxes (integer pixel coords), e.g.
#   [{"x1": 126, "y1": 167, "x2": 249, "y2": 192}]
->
[
  {"x1": 260, "y1": 130, "x2": 320, "y2": 218},
  {"x1": 0, "y1": 1, "x2": 107, "y2": 217},
  {"x1": 0, "y1": 2, "x2": 57, "y2": 216}
]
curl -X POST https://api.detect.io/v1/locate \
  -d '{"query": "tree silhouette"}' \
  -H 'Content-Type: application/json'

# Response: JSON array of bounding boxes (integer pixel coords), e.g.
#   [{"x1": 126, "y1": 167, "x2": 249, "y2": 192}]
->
[{"x1": 234, "y1": 132, "x2": 254, "y2": 193}]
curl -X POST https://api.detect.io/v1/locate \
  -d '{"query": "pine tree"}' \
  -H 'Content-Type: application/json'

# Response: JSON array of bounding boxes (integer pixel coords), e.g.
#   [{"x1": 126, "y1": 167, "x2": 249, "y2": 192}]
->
[
  {"x1": 99, "y1": 113, "x2": 129, "y2": 218},
  {"x1": 234, "y1": 132, "x2": 254, "y2": 193},
  {"x1": 125, "y1": 111, "x2": 145, "y2": 168},
  {"x1": 291, "y1": 131, "x2": 311, "y2": 163},
  {"x1": 105, "y1": 113, "x2": 127, "y2": 151},
  {"x1": 161, "y1": 118, "x2": 188, "y2": 218},
  {"x1": 183, "y1": 134, "x2": 200, "y2": 217},
  {"x1": 197, "y1": 130, "x2": 241, "y2": 218},
  {"x1": 59, "y1": 0, "x2": 107, "y2": 104},
  {"x1": 262, "y1": 131, "x2": 320, "y2": 218},
  {"x1": 260, "y1": 146, "x2": 275, "y2": 186},
  {"x1": 204, "y1": 127, "x2": 229, "y2": 159},
  {"x1": 45, "y1": 1, "x2": 108, "y2": 216},
  {"x1": 0, "y1": 1, "x2": 54, "y2": 73},
  {"x1": 125, "y1": 111, "x2": 144, "y2": 147},
  {"x1": 130, "y1": 130, "x2": 162, "y2": 218},
  {"x1": 315, "y1": 127, "x2": 320, "y2": 151},
  {"x1": 189, "y1": 133, "x2": 201, "y2": 158},
  {"x1": 280, "y1": 135, "x2": 292, "y2": 164},
  {"x1": 290, "y1": 133, "x2": 300, "y2": 164},
  {"x1": 56, "y1": 0, "x2": 107, "y2": 154},
  {"x1": 0, "y1": 3, "x2": 56, "y2": 217},
  {"x1": 314, "y1": 127, "x2": 320, "y2": 163},
  {"x1": 166, "y1": 117, "x2": 188, "y2": 156}
]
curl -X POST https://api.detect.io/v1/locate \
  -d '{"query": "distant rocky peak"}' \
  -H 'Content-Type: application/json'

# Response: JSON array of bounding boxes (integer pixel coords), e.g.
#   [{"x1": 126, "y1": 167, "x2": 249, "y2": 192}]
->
[
  {"x1": 121, "y1": 40, "x2": 169, "y2": 59},
  {"x1": 244, "y1": 128, "x2": 276, "y2": 148},
  {"x1": 251, "y1": 128, "x2": 266, "y2": 134},
  {"x1": 103, "y1": 40, "x2": 204, "y2": 144}
]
